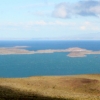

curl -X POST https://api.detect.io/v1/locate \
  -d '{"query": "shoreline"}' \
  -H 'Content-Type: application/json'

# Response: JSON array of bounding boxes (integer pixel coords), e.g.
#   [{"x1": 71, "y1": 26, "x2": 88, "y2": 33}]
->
[{"x1": 0, "y1": 73, "x2": 100, "y2": 79}]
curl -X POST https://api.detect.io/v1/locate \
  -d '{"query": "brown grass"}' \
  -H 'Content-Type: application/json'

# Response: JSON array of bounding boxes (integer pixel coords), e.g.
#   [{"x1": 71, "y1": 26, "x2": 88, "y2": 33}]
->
[{"x1": 0, "y1": 74, "x2": 100, "y2": 100}]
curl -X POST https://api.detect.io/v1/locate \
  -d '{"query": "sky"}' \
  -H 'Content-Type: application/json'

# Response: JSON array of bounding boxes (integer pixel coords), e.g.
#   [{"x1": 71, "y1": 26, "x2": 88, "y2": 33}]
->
[{"x1": 0, "y1": 0, "x2": 100, "y2": 40}]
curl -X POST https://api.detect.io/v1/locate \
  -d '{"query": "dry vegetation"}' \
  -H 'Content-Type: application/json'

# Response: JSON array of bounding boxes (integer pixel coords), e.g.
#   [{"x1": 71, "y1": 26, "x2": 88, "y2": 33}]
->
[{"x1": 0, "y1": 74, "x2": 100, "y2": 100}]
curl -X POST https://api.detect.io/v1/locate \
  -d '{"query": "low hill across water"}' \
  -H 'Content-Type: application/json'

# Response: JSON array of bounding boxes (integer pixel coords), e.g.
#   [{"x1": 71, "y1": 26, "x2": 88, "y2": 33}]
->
[{"x1": 0, "y1": 74, "x2": 100, "y2": 100}]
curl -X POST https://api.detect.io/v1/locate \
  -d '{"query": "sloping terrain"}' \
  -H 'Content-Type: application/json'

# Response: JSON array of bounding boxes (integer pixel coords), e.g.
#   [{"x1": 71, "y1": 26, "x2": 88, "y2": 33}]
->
[{"x1": 0, "y1": 74, "x2": 100, "y2": 100}]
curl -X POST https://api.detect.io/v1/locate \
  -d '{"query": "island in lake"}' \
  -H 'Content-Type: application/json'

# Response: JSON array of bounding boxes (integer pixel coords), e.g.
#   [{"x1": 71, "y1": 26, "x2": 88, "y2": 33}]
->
[{"x1": 0, "y1": 46, "x2": 100, "y2": 57}]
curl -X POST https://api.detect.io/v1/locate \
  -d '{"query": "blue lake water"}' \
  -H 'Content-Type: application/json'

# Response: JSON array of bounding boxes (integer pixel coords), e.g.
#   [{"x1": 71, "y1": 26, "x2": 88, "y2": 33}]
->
[{"x1": 0, "y1": 40, "x2": 100, "y2": 77}]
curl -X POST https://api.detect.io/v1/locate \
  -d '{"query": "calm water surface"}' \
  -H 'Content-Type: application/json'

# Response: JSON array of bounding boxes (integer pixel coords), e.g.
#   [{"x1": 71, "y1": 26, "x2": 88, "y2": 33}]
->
[{"x1": 0, "y1": 40, "x2": 100, "y2": 77}]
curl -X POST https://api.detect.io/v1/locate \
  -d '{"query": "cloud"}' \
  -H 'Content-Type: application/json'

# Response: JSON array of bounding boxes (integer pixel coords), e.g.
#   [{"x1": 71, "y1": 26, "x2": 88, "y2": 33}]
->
[
  {"x1": 79, "y1": 21, "x2": 100, "y2": 31},
  {"x1": 34, "y1": 20, "x2": 47, "y2": 25},
  {"x1": 0, "y1": 20, "x2": 70, "y2": 31},
  {"x1": 80, "y1": 21, "x2": 91, "y2": 30},
  {"x1": 80, "y1": 26, "x2": 86, "y2": 30},
  {"x1": 52, "y1": 0, "x2": 100, "y2": 18},
  {"x1": 26, "y1": 20, "x2": 68, "y2": 26},
  {"x1": 75, "y1": 0, "x2": 100, "y2": 16},
  {"x1": 52, "y1": 3, "x2": 70, "y2": 18}
]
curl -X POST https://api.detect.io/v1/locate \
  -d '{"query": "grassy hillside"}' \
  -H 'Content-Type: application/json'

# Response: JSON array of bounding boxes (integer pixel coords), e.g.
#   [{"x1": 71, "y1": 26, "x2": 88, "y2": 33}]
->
[{"x1": 0, "y1": 74, "x2": 100, "y2": 100}]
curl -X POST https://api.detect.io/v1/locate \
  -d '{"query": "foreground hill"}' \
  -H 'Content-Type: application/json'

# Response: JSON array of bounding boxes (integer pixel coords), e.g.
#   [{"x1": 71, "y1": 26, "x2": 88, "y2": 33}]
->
[{"x1": 0, "y1": 74, "x2": 100, "y2": 100}]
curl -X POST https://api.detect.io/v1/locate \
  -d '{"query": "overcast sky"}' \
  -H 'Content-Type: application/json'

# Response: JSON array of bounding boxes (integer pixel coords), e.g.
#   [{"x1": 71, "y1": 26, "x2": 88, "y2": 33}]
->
[{"x1": 0, "y1": 0, "x2": 100, "y2": 40}]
